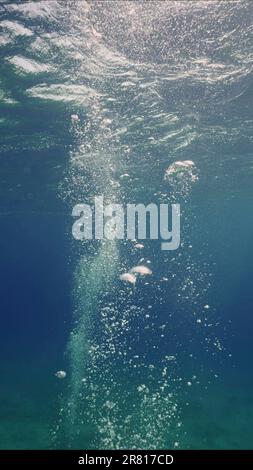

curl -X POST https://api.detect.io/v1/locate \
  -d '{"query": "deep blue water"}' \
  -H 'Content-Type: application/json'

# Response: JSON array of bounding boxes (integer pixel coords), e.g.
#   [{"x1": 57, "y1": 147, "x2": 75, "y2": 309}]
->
[{"x1": 0, "y1": 0, "x2": 253, "y2": 449}]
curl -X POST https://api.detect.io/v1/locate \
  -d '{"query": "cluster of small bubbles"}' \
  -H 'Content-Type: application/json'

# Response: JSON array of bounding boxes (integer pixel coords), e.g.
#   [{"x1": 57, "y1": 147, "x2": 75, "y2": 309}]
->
[
  {"x1": 36, "y1": 0, "x2": 238, "y2": 450},
  {"x1": 164, "y1": 160, "x2": 199, "y2": 201}
]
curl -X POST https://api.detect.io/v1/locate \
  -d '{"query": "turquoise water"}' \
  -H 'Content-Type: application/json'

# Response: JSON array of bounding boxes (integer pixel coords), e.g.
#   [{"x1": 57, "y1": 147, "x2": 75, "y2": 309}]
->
[{"x1": 0, "y1": 0, "x2": 253, "y2": 449}]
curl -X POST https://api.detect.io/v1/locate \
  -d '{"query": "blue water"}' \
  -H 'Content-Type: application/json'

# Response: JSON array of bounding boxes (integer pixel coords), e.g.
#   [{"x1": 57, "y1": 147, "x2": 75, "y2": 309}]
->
[{"x1": 0, "y1": 0, "x2": 253, "y2": 449}]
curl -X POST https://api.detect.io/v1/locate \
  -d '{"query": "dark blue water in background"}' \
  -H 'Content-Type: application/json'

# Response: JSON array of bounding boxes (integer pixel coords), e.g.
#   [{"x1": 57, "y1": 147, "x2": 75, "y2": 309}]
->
[{"x1": 0, "y1": 0, "x2": 253, "y2": 449}]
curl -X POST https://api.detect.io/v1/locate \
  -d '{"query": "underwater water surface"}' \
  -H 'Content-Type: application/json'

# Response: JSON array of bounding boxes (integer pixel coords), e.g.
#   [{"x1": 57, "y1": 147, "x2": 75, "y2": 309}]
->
[{"x1": 0, "y1": 0, "x2": 253, "y2": 450}]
